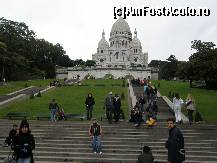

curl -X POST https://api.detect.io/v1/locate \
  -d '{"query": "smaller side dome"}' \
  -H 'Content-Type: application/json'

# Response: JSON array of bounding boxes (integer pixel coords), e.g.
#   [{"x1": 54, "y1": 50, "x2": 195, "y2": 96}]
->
[
  {"x1": 131, "y1": 28, "x2": 141, "y2": 47},
  {"x1": 98, "y1": 30, "x2": 109, "y2": 48}
]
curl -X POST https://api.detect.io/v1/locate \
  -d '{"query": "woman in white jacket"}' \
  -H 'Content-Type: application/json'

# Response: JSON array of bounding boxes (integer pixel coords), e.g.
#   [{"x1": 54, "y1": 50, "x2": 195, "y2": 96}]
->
[{"x1": 173, "y1": 93, "x2": 183, "y2": 123}]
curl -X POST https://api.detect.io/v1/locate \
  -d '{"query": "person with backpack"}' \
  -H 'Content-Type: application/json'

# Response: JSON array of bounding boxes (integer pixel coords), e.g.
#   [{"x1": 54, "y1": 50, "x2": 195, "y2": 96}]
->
[
  {"x1": 13, "y1": 120, "x2": 35, "y2": 163},
  {"x1": 165, "y1": 117, "x2": 185, "y2": 163},
  {"x1": 89, "y1": 118, "x2": 102, "y2": 154},
  {"x1": 85, "y1": 93, "x2": 95, "y2": 120},
  {"x1": 104, "y1": 92, "x2": 114, "y2": 123},
  {"x1": 138, "y1": 95, "x2": 146, "y2": 113},
  {"x1": 4, "y1": 124, "x2": 18, "y2": 147}
]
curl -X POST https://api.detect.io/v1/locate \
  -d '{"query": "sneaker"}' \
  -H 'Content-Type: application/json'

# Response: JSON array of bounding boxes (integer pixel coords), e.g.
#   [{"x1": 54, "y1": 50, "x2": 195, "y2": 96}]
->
[
  {"x1": 93, "y1": 152, "x2": 97, "y2": 154},
  {"x1": 99, "y1": 152, "x2": 102, "y2": 154}
]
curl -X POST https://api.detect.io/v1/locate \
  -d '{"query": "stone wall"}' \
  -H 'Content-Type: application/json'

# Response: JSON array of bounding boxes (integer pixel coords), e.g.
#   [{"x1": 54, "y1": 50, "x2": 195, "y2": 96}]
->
[
  {"x1": 56, "y1": 67, "x2": 158, "y2": 80},
  {"x1": 66, "y1": 68, "x2": 158, "y2": 80}
]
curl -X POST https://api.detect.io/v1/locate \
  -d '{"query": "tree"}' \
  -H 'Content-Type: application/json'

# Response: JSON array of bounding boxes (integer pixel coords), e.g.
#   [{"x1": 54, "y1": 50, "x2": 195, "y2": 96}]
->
[
  {"x1": 85, "y1": 60, "x2": 96, "y2": 67},
  {"x1": 0, "y1": 17, "x2": 74, "y2": 80},
  {"x1": 0, "y1": 41, "x2": 7, "y2": 81},
  {"x1": 74, "y1": 59, "x2": 85, "y2": 66},
  {"x1": 161, "y1": 55, "x2": 178, "y2": 80},
  {"x1": 149, "y1": 60, "x2": 167, "y2": 79},
  {"x1": 176, "y1": 61, "x2": 192, "y2": 80},
  {"x1": 189, "y1": 40, "x2": 217, "y2": 89}
]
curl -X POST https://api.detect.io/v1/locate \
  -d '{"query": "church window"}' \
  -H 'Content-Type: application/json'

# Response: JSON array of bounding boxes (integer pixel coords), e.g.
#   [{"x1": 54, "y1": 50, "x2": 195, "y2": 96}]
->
[
  {"x1": 115, "y1": 52, "x2": 119, "y2": 59},
  {"x1": 123, "y1": 56, "x2": 124, "y2": 61},
  {"x1": 110, "y1": 52, "x2": 112, "y2": 54},
  {"x1": 101, "y1": 50, "x2": 103, "y2": 53},
  {"x1": 122, "y1": 40, "x2": 124, "y2": 46},
  {"x1": 134, "y1": 58, "x2": 138, "y2": 62},
  {"x1": 110, "y1": 57, "x2": 111, "y2": 62},
  {"x1": 100, "y1": 59, "x2": 104, "y2": 62},
  {"x1": 136, "y1": 49, "x2": 137, "y2": 53},
  {"x1": 125, "y1": 41, "x2": 127, "y2": 46}
]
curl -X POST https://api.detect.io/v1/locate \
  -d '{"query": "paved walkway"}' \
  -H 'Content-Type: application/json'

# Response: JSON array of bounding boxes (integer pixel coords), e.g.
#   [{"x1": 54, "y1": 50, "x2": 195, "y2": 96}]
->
[{"x1": 0, "y1": 86, "x2": 43, "y2": 103}]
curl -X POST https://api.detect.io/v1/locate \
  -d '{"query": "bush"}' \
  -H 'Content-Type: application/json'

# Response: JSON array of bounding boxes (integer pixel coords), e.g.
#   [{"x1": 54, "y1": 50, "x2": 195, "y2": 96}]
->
[
  {"x1": 168, "y1": 91, "x2": 172, "y2": 98},
  {"x1": 24, "y1": 83, "x2": 28, "y2": 88},
  {"x1": 122, "y1": 80, "x2": 126, "y2": 87},
  {"x1": 121, "y1": 92, "x2": 125, "y2": 100},
  {"x1": 36, "y1": 91, "x2": 42, "y2": 97},
  {"x1": 30, "y1": 93, "x2": 34, "y2": 99},
  {"x1": 104, "y1": 74, "x2": 114, "y2": 79}
]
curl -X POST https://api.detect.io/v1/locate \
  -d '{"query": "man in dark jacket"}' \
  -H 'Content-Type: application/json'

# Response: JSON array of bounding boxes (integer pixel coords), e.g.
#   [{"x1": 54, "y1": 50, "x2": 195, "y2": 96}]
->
[
  {"x1": 104, "y1": 92, "x2": 114, "y2": 123},
  {"x1": 165, "y1": 117, "x2": 185, "y2": 163},
  {"x1": 49, "y1": 99, "x2": 59, "y2": 122},
  {"x1": 113, "y1": 94, "x2": 121, "y2": 122},
  {"x1": 138, "y1": 146, "x2": 154, "y2": 163},
  {"x1": 85, "y1": 93, "x2": 95, "y2": 120}
]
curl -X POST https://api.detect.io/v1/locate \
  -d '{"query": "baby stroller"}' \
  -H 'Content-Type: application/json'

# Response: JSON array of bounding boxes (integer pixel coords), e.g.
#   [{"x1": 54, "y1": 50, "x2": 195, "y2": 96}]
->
[{"x1": 57, "y1": 108, "x2": 66, "y2": 120}]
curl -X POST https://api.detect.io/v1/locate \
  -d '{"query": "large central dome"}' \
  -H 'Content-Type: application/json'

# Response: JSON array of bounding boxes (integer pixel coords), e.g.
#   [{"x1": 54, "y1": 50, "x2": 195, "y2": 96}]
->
[{"x1": 111, "y1": 17, "x2": 131, "y2": 33}]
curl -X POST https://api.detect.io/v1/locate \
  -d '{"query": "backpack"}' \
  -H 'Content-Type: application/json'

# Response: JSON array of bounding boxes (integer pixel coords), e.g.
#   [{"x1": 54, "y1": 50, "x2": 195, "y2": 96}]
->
[{"x1": 90, "y1": 124, "x2": 101, "y2": 136}]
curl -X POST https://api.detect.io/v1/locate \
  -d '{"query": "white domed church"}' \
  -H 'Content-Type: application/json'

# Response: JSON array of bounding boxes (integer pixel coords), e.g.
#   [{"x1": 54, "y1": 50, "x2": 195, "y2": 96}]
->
[
  {"x1": 93, "y1": 17, "x2": 148, "y2": 69},
  {"x1": 56, "y1": 17, "x2": 158, "y2": 80}
]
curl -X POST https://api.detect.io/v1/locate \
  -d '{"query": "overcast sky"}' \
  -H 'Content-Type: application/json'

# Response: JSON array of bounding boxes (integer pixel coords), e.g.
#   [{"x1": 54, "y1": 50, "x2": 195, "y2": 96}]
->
[{"x1": 1, "y1": 0, "x2": 217, "y2": 62}]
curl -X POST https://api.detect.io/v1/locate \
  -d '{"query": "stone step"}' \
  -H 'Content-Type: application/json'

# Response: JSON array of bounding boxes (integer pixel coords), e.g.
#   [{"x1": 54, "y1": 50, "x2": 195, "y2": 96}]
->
[
  {"x1": 1, "y1": 147, "x2": 216, "y2": 156},
  {"x1": 1, "y1": 152, "x2": 217, "y2": 162}
]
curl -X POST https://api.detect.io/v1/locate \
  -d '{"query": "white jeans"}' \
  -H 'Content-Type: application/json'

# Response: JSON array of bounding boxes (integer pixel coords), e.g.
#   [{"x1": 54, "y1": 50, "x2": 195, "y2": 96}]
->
[
  {"x1": 17, "y1": 157, "x2": 31, "y2": 163},
  {"x1": 174, "y1": 105, "x2": 182, "y2": 122}
]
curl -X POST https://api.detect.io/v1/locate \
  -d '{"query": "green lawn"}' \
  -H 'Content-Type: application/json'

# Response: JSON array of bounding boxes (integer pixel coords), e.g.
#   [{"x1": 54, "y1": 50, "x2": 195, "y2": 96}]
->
[
  {"x1": 152, "y1": 80, "x2": 217, "y2": 122},
  {"x1": 0, "y1": 79, "x2": 54, "y2": 95},
  {"x1": 0, "y1": 79, "x2": 129, "y2": 120}
]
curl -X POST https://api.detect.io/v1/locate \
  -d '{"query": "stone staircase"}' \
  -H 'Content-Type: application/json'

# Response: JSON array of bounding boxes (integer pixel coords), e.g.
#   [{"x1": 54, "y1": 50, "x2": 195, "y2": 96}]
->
[
  {"x1": 0, "y1": 119, "x2": 217, "y2": 162},
  {"x1": 0, "y1": 86, "x2": 216, "y2": 162}
]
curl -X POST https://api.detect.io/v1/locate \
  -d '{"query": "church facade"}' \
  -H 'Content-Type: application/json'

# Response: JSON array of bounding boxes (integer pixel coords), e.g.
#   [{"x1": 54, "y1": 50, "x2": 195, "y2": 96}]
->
[
  {"x1": 92, "y1": 17, "x2": 148, "y2": 69},
  {"x1": 56, "y1": 17, "x2": 158, "y2": 80}
]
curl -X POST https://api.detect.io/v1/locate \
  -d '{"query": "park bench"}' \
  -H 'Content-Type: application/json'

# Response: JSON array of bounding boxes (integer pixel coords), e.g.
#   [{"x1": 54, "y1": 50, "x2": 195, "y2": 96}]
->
[
  {"x1": 36, "y1": 113, "x2": 50, "y2": 120},
  {"x1": 95, "y1": 84, "x2": 105, "y2": 86},
  {"x1": 78, "y1": 84, "x2": 89, "y2": 86},
  {"x1": 111, "y1": 84, "x2": 121, "y2": 86},
  {"x1": 65, "y1": 114, "x2": 85, "y2": 120},
  {"x1": 36, "y1": 113, "x2": 85, "y2": 121},
  {"x1": 7, "y1": 112, "x2": 28, "y2": 120}
]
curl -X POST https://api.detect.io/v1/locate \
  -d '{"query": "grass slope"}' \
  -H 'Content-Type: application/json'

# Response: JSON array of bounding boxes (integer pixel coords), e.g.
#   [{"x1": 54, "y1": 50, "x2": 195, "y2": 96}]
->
[
  {"x1": 152, "y1": 80, "x2": 217, "y2": 122},
  {"x1": 0, "y1": 79, "x2": 53, "y2": 95},
  {"x1": 0, "y1": 79, "x2": 129, "y2": 120}
]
